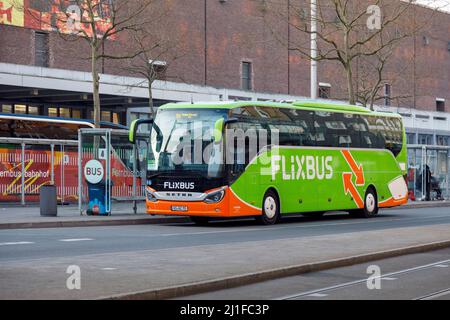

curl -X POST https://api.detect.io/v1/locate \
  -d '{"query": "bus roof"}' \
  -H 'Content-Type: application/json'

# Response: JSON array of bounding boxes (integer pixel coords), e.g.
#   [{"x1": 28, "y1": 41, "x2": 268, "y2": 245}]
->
[
  {"x1": 0, "y1": 113, "x2": 128, "y2": 129},
  {"x1": 159, "y1": 100, "x2": 401, "y2": 118}
]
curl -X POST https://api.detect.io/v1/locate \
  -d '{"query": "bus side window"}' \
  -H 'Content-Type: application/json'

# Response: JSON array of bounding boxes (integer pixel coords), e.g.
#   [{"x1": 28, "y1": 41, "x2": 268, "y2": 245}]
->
[
  {"x1": 276, "y1": 123, "x2": 302, "y2": 146},
  {"x1": 393, "y1": 118, "x2": 403, "y2": 154},
  {"x1": 361, "y1": 115, "x2": 383, "y2": 149},
  {"x1": 359, "y1": 115, "x2": 373, "y2": 149},
  {"x1": 376, "y1": 117, "x2": 389, "y2": 151},
  {"x1": 295, "y1": 110, "x2": 315, "y2": 146},
  {"x1": 384, "y1": 117, "x2": 403, "y2": 156},
  {"x1": 342, "y1": 114, "x2": 362, "y2": 148},
  {"x1": 314, "y1": 111, "x2": 351, "y2": 148},
  {"x1": 313, "y1": 111, "x2": 330, "y2": 147}
]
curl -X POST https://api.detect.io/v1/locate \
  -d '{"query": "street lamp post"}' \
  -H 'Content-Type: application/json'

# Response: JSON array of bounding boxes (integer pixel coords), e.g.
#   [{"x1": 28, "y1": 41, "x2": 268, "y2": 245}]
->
[{"x1": 310, "y1": 0, "x2": 318, "y2": 100}]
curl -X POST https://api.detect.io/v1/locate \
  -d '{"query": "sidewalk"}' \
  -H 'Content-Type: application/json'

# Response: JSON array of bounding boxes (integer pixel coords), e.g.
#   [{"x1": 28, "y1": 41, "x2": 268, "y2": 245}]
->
[
  {"x1": 1, "y1": 223, "x2": 450, "y2": 299},
  {"x1": 0, "y1": 200, "x2": 449, "y2": 229},
  {"x1": 0, "y1": 202, "x2": 189, "y2": 229}
]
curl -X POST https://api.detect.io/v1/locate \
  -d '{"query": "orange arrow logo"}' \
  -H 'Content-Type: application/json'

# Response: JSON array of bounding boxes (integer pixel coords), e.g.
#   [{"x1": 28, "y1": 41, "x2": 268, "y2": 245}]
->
[
  {"x1": 342, "y1": 172, "x2": 364, "y2": 208},
  {"x1": 341, "y1": 150, "x2": 365, "y2": 186}
]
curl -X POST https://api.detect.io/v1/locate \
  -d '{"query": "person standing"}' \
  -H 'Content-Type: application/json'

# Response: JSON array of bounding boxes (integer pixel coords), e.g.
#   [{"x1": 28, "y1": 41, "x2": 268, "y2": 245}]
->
[{"x1": 425, "y1": 165, "x2": 431, "y2": 201}]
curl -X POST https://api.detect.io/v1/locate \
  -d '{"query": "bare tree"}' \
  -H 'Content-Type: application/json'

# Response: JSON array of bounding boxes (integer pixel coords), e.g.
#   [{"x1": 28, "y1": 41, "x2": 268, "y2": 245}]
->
[
  {"x1": 121, "y1": 25, "x2": 182, "y2": 116},
  {"x1": 21, "y1": 0, "x2": 159, "y2": 127},
  {"x1": 259, "y1": 0, "x2": 438, "y2": 107}
]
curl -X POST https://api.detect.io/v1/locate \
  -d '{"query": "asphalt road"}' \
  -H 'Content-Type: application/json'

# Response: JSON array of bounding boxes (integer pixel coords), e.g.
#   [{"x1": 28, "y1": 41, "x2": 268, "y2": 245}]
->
[
  {"x1": 1, "y1": 207, "x2": 450, "y2": 263},
  {"x1": 180, "y1": 247, "x2": 450, "y2": 300},
  {"x1": 2, "y1": 206, "x2": 450, "y2": 299}
]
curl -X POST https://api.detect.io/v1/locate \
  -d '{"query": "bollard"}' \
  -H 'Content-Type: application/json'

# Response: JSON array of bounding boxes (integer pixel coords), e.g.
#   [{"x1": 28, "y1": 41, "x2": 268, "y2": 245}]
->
[{"x1": 40, "y1": 185, "x2": 58, "y2": 217}]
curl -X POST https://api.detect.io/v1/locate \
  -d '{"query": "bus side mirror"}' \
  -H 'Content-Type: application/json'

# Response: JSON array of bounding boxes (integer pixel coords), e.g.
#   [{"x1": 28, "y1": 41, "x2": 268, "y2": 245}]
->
[
  {"x1": 214, "y1": 118, "x2": 238, "y2": 143},
  {"x1": 129, "y1": 119, "x2": 154, "y2": 144}
]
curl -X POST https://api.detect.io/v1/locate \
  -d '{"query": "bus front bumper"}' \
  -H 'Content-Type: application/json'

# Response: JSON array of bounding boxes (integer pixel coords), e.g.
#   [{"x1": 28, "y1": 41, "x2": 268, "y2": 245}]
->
[{"x1": 146, "y1": 187, "x2": 262, "y2": 218}]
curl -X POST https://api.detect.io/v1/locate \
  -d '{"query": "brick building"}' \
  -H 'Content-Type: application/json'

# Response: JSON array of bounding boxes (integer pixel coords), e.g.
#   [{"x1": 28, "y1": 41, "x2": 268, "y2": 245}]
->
[{"x1": 0, "y1": 0, "x2": 449, "y2": 144}]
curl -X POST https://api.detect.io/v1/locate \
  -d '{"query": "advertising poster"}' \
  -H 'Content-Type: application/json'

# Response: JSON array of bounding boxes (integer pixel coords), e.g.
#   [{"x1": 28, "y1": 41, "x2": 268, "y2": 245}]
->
[{"x1": 0, "y1": 0, "x2": 114, "y2": 38}]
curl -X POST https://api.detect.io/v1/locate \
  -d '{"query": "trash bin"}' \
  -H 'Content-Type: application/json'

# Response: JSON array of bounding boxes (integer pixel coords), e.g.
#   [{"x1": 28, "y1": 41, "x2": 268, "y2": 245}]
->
[
  {"x1": 86, "y1": 180, "x2": 109, "y2": 216},
  {"x1": 40, "y1": 185, "x2": 57, "y2": 217}
]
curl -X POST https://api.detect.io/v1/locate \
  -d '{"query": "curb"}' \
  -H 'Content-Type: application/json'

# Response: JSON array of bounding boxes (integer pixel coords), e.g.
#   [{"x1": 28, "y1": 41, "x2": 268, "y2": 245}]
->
[
  {"x1": 398, "y1": 202, "x2": 450, "y2": 209},
  {"x1": 102, "y1": 239, "x2": 450, "y2": 300},
  {"x1": 0, "y1": 216, "x2": 190, "y2": 230}
]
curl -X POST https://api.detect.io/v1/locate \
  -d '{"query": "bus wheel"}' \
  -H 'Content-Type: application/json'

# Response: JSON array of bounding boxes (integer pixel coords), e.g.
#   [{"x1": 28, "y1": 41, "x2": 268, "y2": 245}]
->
[
  {"x1": 191, "y1": 216, "x2": 210, "y2": 226},
  {"x1": 350, "y1": 187, "x2": 378, "y2": 218},
  {"x1": 363, "y1": 187, "x2": 378, "y2": 217},
  {"x1": 257, "y1": 190, "x2": 280, "y2": 225}
]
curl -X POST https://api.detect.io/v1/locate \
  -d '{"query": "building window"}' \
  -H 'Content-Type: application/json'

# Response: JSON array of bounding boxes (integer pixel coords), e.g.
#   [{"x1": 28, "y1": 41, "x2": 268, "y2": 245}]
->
[
  {"x1": 112, "y1": 112, "x2": 120, "y2": 124},
  {"x1": 384, "y1": 84, "x2": 391, "y2": 106},
  {"x1": 72, "y1": 109, "x2": 81, "y2": 119},
  {"x1": 35, "y1": 32, "x2": 49, "y2": 67},
  {"x1": 48, "y1": 107, "x2": 58, "y2": 117},
  {"x1": 59, "y1": 108, "x2": 71, "y2": 118},
  {"x1": 101, "y1": 111, "x2": 111, "y2": 122},
  {"x1": 437, "y1": 135, "x2": 450, "y2": 146},
  {"x1": 1, "y1": 104, "x2": 12, "y2": 113},
  {"x1": 241, "y1": 61, "x2": 252, "y2": 91},
  {"x1": 28, "y1": 106, "x2": 39, "y2": 115},
  {"x1": 418, "y1": 134, "x2": 433, "y2": 145},
  {"x1": 228, "y1": 95, "x2": 251, "y2": 101},
  {"x1": 14, "y1": 104, "x2": 27, "y2": 114},
  {"x1": 436, "y1": 99, "x2": 445, "y2": 112},
  {"x1": 319, "y1": 83, "x2": 331, "y2": 99},
  {"x1": 406, "y1": 133, "x2": 416, "y2": 145}
]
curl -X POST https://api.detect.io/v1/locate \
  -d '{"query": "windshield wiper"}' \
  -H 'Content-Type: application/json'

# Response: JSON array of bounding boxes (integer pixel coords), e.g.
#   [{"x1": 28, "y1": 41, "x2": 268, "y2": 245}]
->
[
  {"x1": 147, "y1": 171, "x2": 169, "y2": 179},
  {"x1": 148, "y1": 169, "x2": 211, "y2": 179}
]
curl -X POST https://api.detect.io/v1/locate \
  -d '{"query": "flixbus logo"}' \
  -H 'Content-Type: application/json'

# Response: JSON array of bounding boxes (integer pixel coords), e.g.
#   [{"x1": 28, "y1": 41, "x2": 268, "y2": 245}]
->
[
  {"x1": 271, "y1": 155, "x2": 333, "y2": 181},
  {"x1": 163, "y1": 182, "x2": 195, "y2": 190}
]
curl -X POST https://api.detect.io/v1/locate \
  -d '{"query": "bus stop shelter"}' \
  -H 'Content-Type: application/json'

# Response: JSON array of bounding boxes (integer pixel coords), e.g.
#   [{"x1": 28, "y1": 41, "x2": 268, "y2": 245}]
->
[{"x1": 407, "y1": 145, "x2": 450, "y2": 201}]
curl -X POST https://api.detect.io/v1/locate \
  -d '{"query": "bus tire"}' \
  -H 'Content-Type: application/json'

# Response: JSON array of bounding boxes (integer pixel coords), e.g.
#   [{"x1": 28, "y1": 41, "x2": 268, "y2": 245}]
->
[
  {"x1": 350, "y1": 187, "x2": 378, "y2": 218},
  {"x1": 191, "y1": 216, "x2": 210, "y2": 225},
  {"x1": 257, "y1": 190, "x2": 280, "y2": 225},
  {"x1": 363, "y1": 187, "x2": 378, "y2": 217}
]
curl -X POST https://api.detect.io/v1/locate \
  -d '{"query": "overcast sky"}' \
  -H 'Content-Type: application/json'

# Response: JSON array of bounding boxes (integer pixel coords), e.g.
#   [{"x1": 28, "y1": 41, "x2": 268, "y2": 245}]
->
[{"x1": 412, "y1": 0, "x2": 450, "y2": 12}]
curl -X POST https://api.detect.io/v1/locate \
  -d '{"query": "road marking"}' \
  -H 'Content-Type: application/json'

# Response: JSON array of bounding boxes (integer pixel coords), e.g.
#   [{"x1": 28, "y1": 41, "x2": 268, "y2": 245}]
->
[
  {"x1": 0, "y1": 241, "x2": 34, "y2": 246},
  {"x1": 433, "y1": 264, "x2": 449, "y2": 268},
  {"x1": 101, "y1": 268, "x2": 117, "y2": 271},
  {"x1": 277, "y1": 258, "x2": 450, "y2": 300},
  {"x1": 381, "y1": 277, "x2": 397, "y2": 281},
  {"x1": 414, "y1": 288, "x2": 450, "y2": 300},
  {"x1": 59, "y1": 238, "x2": 94, "y2": 242}
]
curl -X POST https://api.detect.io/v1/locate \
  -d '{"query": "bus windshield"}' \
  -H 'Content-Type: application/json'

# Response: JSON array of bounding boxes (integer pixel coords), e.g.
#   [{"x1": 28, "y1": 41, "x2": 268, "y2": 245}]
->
[{"x1": 149, "y1": 108, "x2": 229, "y2": 178}]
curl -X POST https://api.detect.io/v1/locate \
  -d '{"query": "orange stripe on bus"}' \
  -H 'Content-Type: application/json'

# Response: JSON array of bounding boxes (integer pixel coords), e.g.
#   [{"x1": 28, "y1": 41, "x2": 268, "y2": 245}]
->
[
  {"x1": 379, "y1": 195, "x2": 408, "y2": 208},
  {"x1": 146, "y1": 187, "x2": 262, "y2": 217}
]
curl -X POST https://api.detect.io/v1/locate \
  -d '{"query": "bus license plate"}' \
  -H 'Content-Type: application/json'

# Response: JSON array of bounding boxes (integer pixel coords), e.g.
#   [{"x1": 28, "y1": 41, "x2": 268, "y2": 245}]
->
[{"x1": 171, "y1": 205, "x2": 188, "y2": 212}]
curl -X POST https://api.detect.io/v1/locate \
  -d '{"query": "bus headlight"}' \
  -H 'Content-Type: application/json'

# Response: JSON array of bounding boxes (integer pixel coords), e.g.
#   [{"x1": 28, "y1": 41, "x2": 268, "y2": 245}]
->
[
  {"x1": 146, "y1": 189, "x2": 157, "y2": 202},
  {"x1": 204, "y1": 189, "x2": 225, "y2": 204}
]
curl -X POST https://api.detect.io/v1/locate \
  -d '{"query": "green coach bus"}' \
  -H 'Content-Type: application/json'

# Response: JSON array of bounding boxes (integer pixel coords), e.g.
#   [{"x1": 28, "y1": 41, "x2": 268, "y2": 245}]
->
[{"x1": 129, "y1": 100, "x2": 408, "y2": 225}]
